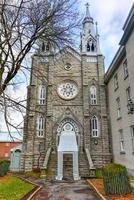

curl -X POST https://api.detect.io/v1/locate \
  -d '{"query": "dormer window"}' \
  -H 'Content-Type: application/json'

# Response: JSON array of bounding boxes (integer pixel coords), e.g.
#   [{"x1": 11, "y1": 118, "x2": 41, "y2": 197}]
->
[{"x1": 87, "y1": 38, "x2": 96, "y2": 52}]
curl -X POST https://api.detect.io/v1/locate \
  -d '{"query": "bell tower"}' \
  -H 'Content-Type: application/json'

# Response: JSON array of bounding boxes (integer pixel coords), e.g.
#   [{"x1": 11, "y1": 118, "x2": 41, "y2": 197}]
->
[
  {"x1": 81, "y1": 3, "x2": 101, "y2": 55},
  {"x1": 81, "y1": 3, "x2": 111, "y2": 167}
]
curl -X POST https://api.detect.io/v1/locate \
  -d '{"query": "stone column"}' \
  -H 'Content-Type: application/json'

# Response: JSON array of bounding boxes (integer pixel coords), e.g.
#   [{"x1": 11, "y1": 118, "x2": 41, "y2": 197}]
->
[
  {"x1": 56, "y1": 151, "x2": 63, "y2": 180},
  {"x1": 73, "y1": 151, "x2": 80, "y2": 180}
]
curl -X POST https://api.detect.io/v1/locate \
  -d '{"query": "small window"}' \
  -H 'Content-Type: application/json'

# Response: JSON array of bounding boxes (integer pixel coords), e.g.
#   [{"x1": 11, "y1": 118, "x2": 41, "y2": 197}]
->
[
  {"x1": 119, "y1": 129, "x2": 125, "y2": 153},
  {"x1": 131, "y1": 126, "x2": 134, "y2": 153},
  {"x1": 126, "y1": 87, "x2": 131, "y2": 102},
  {"x1": 123, "y1": 59, "x2": 128, "y2": 79},
  {"x1": 39, "y1": 85, "x2": 46, "y2": 105},
  {"x1": 37, "y1": 116, "x2": 45, "y2": 137},
  {"x1": 116, "y1": 97, "x2": 121, "y2": 119},
  {"x1": 90, "y1": 86, "x2": 97, "y2": 105},
  {"x1": 90, "y1": 116, "x2": 99, "y2": 137},
  {"x1": 65, "y1": 63, "x2": 72, "y2": 70},
  {"x1": 114, "y1": 74, "x2": 118, "y2": 90}
]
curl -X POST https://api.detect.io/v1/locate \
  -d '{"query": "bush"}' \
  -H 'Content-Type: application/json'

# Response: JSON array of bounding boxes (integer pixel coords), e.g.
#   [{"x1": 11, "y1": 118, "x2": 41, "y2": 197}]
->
[
  {"x1": 95, "y1": 168, "x2": 103, "y2": 178},
  {"x1": 0, "y1": 160, "x2": 10, "y2": 176},
  {"x1": 103, "y1": 163, "x2": 132, "y2": 195}
]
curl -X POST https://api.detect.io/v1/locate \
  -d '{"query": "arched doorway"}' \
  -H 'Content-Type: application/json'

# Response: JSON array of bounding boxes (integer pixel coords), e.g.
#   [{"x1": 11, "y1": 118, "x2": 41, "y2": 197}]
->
[{"x1": 56, "y1": 119, "x2": 80, "y2": 180}]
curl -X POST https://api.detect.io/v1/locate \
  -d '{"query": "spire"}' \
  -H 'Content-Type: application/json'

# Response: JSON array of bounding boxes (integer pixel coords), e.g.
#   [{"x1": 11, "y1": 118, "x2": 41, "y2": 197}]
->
[
  {"x1": 86, "y1": 3, "x2": 90, "y2": 18},
  {"x1": 83, "y1": 2, "x2": 93, "y2": 25},
  {"x1": 95, "y1": 22, "x2": 101, "y2": 54},
  {"x1": 95, "y1": 22, "x2": 98, "y2": 36}
]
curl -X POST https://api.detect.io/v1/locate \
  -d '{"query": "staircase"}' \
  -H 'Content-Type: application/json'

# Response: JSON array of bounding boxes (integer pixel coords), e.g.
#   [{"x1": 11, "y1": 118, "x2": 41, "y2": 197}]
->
[
  {"x1": 46, "y1": 151, "x2": 57, "y2": 179},
  {"x1": 42, "y1": 150, "x2": 96, "y2": 180},
  {"x1": 79, "y1": 151, "x2": 90, "y2": 177}
]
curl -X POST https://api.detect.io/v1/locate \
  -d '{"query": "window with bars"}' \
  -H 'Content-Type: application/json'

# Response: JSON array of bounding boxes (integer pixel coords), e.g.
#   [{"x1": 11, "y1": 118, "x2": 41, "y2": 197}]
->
[
  {"x1": 131, "y1": 126, "x2": 134, "y2": 153},
  {"x1": 91, "y1": 116, "x2": 99, "y2": 137},
  {"x1": 90, "y1": 86, "x2": 97, "y2": 105},
  {"x1": 114, "y1": 74, "x2": 118, "y2": 90},
  {"x1": 37, "y1": 116, "x2": 45, "y2": 137},
  {"x1": 116, "y1": 97, "x2": 121, "y2": 119},
  {"x1": 123, "y1": 59, "x2": 128, "y2": 79},
  {"x1": 39, "y1": 85, "x2": 46, "y2": 105},
  {"x1": 119, "y1": 129, "x2": 125, "y2": 153}
]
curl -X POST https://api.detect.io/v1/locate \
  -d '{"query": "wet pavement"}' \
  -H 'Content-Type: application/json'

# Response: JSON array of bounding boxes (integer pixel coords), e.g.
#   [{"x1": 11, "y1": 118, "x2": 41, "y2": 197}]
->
[{"x1": 32, "y1": 180, "x2": 100, "y2": 200}]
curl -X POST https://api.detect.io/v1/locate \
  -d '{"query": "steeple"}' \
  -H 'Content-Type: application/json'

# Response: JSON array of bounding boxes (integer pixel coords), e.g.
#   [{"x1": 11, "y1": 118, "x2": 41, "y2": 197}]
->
[
  {"x1": 81, "y1": 3, "x2": 101, "y2": 55},
  {"x1": 95, "y1": 22, "x2": 101, "y2": 54},
  {"x1": 82, "y1": 3, "x2": 94, "y2": 37},
  {"x1": 86, "y1": 2, "x2": 90, "y2": 16},
  {"x1": 83, "y1": 3, "x2": 93, "y2": 25}
]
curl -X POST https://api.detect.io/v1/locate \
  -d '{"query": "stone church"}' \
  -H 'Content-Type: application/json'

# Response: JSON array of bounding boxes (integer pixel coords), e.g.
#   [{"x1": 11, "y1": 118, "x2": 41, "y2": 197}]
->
[{"x1": 21, "y1": 3, "x2": 111, "y2": 180}]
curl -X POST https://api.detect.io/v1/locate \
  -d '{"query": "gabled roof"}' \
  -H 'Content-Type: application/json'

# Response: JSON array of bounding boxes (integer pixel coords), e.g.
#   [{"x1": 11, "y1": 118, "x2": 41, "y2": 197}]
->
[
  {"x1": 0, "y1": 131, "x2": 23, "y2": 142},
  {"x1": 105, "y1": 46, "x2": 126, "y2": 83},
  {"x1": 55, "y1": 46, "x2": 81, "y2": 61}
]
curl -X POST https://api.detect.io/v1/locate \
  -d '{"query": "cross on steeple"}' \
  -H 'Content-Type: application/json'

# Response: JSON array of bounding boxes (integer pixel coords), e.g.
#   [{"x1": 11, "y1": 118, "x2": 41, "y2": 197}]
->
[{"x1": 85, "y1": 2, "x2": 90, "y2": 18}]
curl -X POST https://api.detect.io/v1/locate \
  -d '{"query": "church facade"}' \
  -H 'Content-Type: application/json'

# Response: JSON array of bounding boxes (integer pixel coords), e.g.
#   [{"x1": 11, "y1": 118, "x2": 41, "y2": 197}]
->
[{"x1": 20, "y1": 4, "x2": 111, "y2": 180}]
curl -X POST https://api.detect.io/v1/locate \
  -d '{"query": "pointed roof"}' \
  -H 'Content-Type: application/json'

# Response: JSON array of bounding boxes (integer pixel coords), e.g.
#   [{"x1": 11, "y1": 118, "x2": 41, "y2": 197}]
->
[
  {"x1": 83, "y1": 2, "x2": 93, "y2": 24},
  {"x1": 86, "y1": 3, "x2": 91, "y2": 18}
]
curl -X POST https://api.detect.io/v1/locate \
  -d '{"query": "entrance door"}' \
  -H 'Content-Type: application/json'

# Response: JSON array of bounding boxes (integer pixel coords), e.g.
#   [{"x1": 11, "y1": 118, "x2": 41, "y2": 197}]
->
[
  {"x1": 63, "y1": 154, "x2": 73, "y2": 180},
  {"x1": 56, "y1": 122, "x2": 80, "y2": 180}
]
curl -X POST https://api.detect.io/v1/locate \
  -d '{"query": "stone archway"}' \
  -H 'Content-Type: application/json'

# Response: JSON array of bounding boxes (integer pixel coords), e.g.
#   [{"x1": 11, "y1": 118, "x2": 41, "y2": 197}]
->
[{"x1": 56, "y1": 119, "x2": 80, "y2": 181}]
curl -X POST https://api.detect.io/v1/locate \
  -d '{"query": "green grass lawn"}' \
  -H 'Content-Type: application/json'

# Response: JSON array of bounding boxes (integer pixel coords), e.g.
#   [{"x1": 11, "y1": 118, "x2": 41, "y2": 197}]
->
[{"x1": 0, "y1": 175, "x2": 34, "y2": 200}]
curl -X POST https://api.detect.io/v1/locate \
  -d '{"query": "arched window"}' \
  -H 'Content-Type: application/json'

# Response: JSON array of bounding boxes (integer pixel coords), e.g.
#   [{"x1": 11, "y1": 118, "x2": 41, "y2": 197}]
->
[
  {"x1": 42, "y1": 42, "x2": 45, "y2": 52},
  {"x1": 39, "y1": 85, "x2": 46, "y2": 105},
  {"x1": 87, "y1": 38, "x2": 96, "y2": 52},
  {"x1": 90, "y1": 85, "x2": 97, "y2": 105},
  {"x1": 90, "y1": 116, "x2": 99, "y2": 137},
  {"x1": 41, "y1": 42, "x2": 50, "y2": 52},
  {"x1": 37, "y1": 116, "x2": 45, "y2": 137}
]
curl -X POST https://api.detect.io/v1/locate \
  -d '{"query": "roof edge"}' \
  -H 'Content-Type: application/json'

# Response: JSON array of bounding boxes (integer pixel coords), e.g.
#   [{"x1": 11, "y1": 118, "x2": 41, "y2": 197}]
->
[{"x1": 105, "y1": 46, "x2": 125, "y2": 83}]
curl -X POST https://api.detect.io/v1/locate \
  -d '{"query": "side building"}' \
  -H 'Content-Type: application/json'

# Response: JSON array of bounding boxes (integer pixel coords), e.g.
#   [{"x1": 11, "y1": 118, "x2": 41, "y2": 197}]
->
[
  {"x1": 105, "y1": 3, "x2": 134, "y2": 175},
  {"x1": 0, "y1": 131, "x2": 23, "y2": 160}
]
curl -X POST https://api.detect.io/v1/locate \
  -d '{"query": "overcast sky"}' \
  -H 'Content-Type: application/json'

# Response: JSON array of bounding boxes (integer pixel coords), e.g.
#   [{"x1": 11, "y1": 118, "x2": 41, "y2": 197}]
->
[{"x1": 0, "y1": 0, "x2": 133, "y2": 132}]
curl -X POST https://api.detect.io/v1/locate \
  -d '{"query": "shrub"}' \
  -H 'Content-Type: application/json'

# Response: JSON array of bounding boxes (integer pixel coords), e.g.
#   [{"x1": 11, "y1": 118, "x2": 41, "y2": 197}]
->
[
  {"x1": 95, "y1": 168, "x2": 103, "y2": 178},
  {"x1": 0, "y1": 160, "x2": 10, "y2": 176},
  {"x1": 103, "y1": 163, "x2": 132, "y2": 195}
]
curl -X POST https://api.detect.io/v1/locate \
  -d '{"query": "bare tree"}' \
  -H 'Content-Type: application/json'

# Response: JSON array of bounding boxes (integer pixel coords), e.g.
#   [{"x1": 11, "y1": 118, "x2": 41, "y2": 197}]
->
[
  {"x1": 0, "y1": 0, "x2": 80, "y2": 132},
  {"x1": 0, "y1": 0, "x2": 80, "y2": 96}
]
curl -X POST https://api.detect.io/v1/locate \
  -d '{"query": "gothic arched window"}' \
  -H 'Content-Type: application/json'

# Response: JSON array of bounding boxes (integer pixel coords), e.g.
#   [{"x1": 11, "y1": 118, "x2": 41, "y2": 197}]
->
[
  {"x1": 37, "y1": 116, "x2": 45, "y2": 137},
  {"x1": 42, "y1": 42, "x2": 45, "y2": 52},
  {"x1": 39, "y1": 85, "x2": 46, "y2": 105},
  {"x1": 87, "y1": 38, "x2": 96, "y2": 52},
  {"x1": 41, "y1": 42, "x2": 50, "y2": 52},
  {"x1": 90, "y1": 85, "x2": 97, "y2": 105},
  {"x1": 90, "y1": 116, "x2": 99, "y2": 137},
  {"x1": 46, "y1": 42, "x2": 50, "y2": 51}
]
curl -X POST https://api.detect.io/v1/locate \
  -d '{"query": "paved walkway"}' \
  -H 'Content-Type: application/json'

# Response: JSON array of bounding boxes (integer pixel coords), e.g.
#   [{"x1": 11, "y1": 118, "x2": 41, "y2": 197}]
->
[{"x1": 32, "y1": 180, "x2": 100, "y2": 200}]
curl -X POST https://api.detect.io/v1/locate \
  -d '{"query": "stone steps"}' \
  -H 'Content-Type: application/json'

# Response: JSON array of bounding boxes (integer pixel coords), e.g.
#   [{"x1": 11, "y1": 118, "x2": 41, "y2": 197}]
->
[
  {"x1": 45, "y1": 150, "x2": 95, "y2": 180},
  {"x1": 79, "y1": 151, "x2": 91, "y2": 177}
]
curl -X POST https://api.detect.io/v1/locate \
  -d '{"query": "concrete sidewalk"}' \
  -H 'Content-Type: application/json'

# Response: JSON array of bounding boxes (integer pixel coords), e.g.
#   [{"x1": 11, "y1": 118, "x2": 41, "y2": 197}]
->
[{"x1": 32, "y1": 180, "x2": 100, "y2": 200}]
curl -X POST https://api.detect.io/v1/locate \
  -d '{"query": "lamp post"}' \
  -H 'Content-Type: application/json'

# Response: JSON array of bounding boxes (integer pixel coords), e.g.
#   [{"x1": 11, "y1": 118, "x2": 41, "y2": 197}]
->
[{"x1": 127, "y1": 99, "x2": 134, "y2": 114}]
